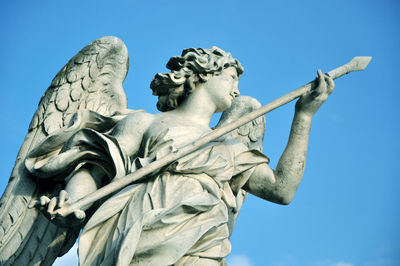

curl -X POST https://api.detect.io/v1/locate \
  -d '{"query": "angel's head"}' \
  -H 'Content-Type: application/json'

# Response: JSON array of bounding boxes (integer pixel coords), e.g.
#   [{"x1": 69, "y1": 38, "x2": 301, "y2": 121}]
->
[{"x1": 150, "y1": 46, "x2": 244, "y2": 112}]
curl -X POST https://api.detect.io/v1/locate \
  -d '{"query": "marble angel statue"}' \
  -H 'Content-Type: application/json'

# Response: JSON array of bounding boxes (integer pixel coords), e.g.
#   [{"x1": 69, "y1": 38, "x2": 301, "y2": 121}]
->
[{"x1": 0, "y1": 36, "x2": 335, "y2": 265}]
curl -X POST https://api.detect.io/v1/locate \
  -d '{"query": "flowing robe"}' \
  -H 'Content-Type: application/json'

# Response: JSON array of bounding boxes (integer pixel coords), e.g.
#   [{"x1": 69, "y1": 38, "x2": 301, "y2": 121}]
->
[{"x1": 25, "y1": 110, "x2": 269, "y2": 266}]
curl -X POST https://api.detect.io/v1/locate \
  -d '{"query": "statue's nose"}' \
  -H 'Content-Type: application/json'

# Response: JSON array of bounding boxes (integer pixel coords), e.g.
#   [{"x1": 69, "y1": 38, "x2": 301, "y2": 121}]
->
[{"x1": 232, "y1": 86, "x2": 240, "y2": 97}]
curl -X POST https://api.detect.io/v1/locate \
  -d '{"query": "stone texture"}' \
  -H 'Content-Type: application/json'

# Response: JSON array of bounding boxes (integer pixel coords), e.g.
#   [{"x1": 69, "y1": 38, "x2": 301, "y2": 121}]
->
[{"x1": 0, "y1": 36, "x2": 338, "y2": 265}]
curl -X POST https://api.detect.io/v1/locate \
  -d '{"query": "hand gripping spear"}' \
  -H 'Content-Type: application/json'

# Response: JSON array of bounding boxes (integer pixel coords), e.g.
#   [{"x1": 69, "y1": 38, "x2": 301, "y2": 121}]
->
[{"x1": 55, "y1": 56, "x2": 372, "y2": 217}]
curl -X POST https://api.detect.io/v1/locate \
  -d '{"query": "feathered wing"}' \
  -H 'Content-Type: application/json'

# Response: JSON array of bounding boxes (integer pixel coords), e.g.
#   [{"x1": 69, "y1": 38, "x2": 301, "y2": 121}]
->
[
  {"x1": 215, "y1": 96, "x2": 267, "y2": 231},
  {"x1": 0, "y1": 36, "x2": 130, "y2": 266},
  {"x1": 216, "y1": 95, "x2": 266, "y2": 152}
]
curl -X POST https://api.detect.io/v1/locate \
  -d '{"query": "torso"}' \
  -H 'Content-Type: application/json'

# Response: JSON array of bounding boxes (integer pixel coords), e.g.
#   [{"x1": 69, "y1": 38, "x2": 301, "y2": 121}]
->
[{"x1": 111, "y1": 110, "x2": 212, "y2": 159}]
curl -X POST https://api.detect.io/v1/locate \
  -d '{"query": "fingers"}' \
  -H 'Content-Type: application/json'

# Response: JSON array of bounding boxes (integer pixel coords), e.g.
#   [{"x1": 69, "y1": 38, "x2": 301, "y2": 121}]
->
[
  {"x1": 317, "y1": 69, "x2": 324, "y2": 80},
  {"x1": 31, "y1": 191, "x2": 70, "y2": 212},
  {"x1": 58, "y1": 190, "x2": 69, "y2": 208},
  {"x1": 74, "y1": 210, "x2": 86, "y2": 221},
  {"x1": 29, "y1": 196, "x2": 50, "y2": 208},
  {"x1": 29, "y1": 191, "x2": 85, "y2": 226},
  {"x1": 315, "y1": 69, "x2": 335, "y2": 95},
  {"x1": 28, "y1": 200, "x2": 37, "y2": 208},
  {"x1": 28, "y1": 196, "x2": 51, "y2": 209},
  {"x1": 316, "y1": 69, "x2": 326, "y2": 93},
  {"x1": 325, "y1": 75, "x2": 335, "y2": 94},
  {"x1": 40, "y1": 196, "x2": 51, "y2": 206},
  {"x1": 47, "y1": 197, "x2": 57, "y2": 213},
  {"x1": 297, "y1": 69, "x2": 334, "y2": 115}
]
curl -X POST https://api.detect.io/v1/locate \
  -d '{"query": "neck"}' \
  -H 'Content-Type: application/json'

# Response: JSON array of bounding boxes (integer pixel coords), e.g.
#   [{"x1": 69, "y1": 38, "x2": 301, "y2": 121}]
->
[{"x1": 169, "y1": 84, "x2": 216, "y2": 128}]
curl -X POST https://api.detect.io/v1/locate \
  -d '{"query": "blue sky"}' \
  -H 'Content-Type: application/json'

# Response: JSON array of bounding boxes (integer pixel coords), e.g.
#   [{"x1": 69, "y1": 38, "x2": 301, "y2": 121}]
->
[{"x1": 0, "y1": 1, "x2": 399, "y2": 265}]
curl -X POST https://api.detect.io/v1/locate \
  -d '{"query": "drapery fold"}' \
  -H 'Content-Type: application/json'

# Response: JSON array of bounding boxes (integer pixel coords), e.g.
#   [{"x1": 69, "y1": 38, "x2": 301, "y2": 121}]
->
[{"x1": 25, "y1": 110, "x2": 269, "y2": 265}]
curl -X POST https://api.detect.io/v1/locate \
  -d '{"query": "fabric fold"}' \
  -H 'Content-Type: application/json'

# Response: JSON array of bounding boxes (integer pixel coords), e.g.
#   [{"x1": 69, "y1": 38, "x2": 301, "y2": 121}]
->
[{"x1": 25, "y1": 111, "x2": 269, "y2": 265}]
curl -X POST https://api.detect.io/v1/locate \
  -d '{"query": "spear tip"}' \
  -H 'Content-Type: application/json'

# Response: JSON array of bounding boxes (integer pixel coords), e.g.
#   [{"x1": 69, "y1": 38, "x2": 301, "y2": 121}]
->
[{"x1": 349, "y1": 56, "x2": 372, "y2": 71}]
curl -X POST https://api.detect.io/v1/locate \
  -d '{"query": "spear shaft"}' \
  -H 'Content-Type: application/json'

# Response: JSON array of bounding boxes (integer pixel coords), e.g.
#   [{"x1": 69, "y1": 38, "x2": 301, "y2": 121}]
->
[{"x1": 56, "y1": 56, "x2": 371, "y2": 217}]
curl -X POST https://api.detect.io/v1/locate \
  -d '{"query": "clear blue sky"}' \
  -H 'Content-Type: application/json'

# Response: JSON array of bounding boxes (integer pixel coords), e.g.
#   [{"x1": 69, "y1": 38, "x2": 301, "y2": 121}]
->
[{"x1": 0, "y1": 1, "x2": 399, "y2": 266}]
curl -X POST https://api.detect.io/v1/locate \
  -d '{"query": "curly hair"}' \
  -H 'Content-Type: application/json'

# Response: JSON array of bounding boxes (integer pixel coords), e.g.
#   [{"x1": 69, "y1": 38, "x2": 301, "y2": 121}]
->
[{"x1": 150, "y1": 46, "x2": 244, "y2": 112}]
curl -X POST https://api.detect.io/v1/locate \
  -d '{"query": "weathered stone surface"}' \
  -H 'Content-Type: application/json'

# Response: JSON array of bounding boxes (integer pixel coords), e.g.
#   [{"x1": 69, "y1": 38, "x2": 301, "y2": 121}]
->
[{"x1": 0, "y1": 36, "x2": 339, "y2": 265}]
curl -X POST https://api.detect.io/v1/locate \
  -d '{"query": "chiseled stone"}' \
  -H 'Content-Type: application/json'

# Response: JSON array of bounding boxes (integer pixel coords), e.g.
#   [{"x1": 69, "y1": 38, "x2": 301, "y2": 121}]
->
[{"x1": 0, "y1": 36, "x2": 338, "y2": 265}]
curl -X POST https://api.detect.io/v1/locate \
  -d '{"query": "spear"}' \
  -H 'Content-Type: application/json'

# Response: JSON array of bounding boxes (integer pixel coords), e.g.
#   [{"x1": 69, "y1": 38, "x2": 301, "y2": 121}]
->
[{"x1": 56, "y1": 56, "x2": 372, "y2": 217}]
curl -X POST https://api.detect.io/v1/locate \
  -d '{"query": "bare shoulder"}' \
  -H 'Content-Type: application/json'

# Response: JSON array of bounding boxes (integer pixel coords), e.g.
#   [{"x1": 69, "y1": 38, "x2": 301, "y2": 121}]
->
[
  {"x1": 111, "y1": 111, "x2": 155, "y2": 155},
  {"x1": 114, "y1": 111, "x2": 154, "y2": 133}
]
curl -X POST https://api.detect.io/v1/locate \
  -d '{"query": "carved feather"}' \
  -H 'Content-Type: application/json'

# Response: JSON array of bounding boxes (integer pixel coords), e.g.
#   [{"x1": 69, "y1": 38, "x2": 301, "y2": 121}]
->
[
  {"x1": 216, "y1": 95, "x2": 266, "y2": 152},
  {"x1": 215, "y1": 95, "x2": 267, "y2": 235},
  {"x1": 0, "y1": 36, "x2": 130, "y2": 265}
]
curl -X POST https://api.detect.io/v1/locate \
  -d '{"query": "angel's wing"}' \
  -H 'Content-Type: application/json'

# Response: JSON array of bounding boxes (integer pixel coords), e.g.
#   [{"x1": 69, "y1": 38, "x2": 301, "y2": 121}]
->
[
  {"x1": 215, "y1": 96, "x2": 267, "y2": 233},
  {"x1": 0, "y1": 36, "x2": 130, "y2": 265},
  {"x1": 216, "y1": 95, "x2": 266, "y2": 152}
]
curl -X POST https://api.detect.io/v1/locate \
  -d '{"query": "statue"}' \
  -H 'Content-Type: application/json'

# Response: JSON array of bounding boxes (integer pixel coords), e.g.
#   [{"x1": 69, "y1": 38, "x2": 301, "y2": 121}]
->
[{"x1": 0, "y1": 36, "x2": 369, "y2": 265}]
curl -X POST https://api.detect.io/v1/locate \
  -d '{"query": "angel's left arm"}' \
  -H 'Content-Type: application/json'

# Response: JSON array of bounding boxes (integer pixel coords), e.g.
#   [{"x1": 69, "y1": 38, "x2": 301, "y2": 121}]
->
[
  {"x1": 62, "y1": 111, "x2": 154, "y2": 206},
  {"x1": 40, "y1": 111, "x2": 154, "y2": 225},
  {"x1": 243, "y1": 70, "x2": 334, "y2": 205}
]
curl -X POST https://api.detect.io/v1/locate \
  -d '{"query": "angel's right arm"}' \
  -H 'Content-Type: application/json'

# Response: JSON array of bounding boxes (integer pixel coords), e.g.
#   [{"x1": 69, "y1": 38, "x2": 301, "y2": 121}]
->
[
  {"x1": 64, "y1": 111, "x2": 154, "y2": 207},
  {"x1": 242, "y1": 111, "x2": 312, "y2": 205},
  {"x1": 243, "y1": 70, "x2": 334, "y2": 205}
]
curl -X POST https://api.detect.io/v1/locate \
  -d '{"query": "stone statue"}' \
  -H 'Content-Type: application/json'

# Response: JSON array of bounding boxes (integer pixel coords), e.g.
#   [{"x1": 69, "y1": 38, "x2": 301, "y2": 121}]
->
[{"x1": 0, "y1": 36, "x2": 366, "y2": 266}]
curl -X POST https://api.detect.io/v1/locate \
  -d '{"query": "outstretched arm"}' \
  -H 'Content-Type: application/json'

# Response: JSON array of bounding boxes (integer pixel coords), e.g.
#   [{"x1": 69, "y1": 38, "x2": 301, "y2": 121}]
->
[{"x1": 243, "y1": 70, "x2": 335, "y2": 205}]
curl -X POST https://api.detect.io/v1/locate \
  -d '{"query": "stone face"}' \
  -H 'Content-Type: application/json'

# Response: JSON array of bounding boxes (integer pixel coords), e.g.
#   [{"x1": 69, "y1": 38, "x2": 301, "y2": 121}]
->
[{"x1": 0, "y1": 36, "x2": 339, "y2": 265}]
